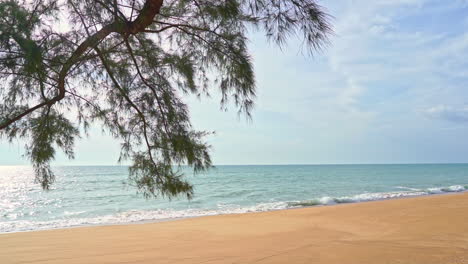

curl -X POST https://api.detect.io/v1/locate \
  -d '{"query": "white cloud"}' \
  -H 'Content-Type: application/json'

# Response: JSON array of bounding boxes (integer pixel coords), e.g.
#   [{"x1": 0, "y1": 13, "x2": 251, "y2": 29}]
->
[
  {"x1": 424, "y1": 105, "x2": 468, "y2": 122},
  {"x1": 7, "y1": 0, "x2": 468, "y2": 165}
]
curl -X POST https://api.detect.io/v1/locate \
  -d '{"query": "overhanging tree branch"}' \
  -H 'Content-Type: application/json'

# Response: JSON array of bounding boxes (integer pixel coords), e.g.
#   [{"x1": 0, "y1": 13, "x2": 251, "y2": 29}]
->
[
  {"x1": 0, "y1": 0, "x2": 332, "y2": 196},
  {"x1": 0, "y1": 0, "x2": 164, "y2": 130}
]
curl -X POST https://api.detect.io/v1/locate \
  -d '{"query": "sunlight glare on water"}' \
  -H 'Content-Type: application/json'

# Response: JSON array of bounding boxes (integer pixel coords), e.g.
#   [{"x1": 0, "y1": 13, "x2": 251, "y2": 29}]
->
[{"x1": 1, "y1": 164, "x2": 467, "y2": 233}]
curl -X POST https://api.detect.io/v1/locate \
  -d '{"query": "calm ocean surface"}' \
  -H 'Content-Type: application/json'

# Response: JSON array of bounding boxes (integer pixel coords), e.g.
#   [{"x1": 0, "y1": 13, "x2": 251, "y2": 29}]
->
[{"x1": 1, "y1": 164, "x2": 467, "y2": 233}]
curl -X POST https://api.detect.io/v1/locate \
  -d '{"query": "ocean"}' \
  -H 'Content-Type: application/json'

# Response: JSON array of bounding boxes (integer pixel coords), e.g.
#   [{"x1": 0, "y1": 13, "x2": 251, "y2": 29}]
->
[{"x1": 1, "y1": 164, "x2": 467, "y2": 233}]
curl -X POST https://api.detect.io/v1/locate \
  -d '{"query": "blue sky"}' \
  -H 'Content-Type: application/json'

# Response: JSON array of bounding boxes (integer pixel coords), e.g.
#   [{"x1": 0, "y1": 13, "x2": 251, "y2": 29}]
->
[{"x1": 2, "y1": 0, "x2": 468, "y2": 165}]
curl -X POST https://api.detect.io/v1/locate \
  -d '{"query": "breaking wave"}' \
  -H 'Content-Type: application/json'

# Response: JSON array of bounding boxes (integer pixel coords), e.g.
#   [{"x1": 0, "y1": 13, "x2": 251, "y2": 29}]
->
[
  {"x1": 288, "y1": 184, "x2": 468, "y2": 207},
  {"x1": 1, "y1": 184, "x2": 466, "y2": 233}
]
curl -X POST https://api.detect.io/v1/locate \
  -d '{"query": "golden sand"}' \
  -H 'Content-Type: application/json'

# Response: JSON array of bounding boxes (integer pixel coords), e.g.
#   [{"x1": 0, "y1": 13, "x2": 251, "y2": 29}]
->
[{"x1": 1, "y1": 193, "x2": 468, "y2": 264}]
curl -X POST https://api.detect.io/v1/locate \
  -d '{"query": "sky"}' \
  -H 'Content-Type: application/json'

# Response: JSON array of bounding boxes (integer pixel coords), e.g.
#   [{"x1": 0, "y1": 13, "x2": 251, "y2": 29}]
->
[{"x1": 2, "y1": 0, "x2": 468, "y2": 165}]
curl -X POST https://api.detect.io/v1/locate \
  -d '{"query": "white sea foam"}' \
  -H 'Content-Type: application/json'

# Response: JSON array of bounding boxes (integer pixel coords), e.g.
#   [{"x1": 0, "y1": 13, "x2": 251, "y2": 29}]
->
[
  {"x1": 1, "y1": 184, "x2": 466, "y2": 234},
  {"x1": 288, "y1": 184, "x2": 468, "y2": 208},
  {"x1": 0, "y1": 201, "x2": 290, "y2": 233}
]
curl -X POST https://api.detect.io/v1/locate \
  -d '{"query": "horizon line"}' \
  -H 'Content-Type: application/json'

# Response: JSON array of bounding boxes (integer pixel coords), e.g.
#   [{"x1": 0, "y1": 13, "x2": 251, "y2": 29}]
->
[{"x1": 2, "y1": 162, "x2": 468, "y2": 167}]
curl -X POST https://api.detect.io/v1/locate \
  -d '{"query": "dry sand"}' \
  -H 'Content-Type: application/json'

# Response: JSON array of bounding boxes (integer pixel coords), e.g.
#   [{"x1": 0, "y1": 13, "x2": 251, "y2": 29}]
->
[{"x1": 1, "y1": 193, "x2": 468, "y2": 264}]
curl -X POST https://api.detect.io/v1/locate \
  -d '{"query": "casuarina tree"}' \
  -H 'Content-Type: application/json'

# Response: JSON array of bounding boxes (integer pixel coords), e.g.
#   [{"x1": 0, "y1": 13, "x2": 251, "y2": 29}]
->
[{"x1": 0, "y1": 0, "x2": 332, "y2": 198}]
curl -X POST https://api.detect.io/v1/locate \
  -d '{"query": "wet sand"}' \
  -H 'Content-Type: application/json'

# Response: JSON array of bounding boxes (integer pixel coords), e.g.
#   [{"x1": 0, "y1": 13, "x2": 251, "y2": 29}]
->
[{"x1": 1, "y1": 192, "x2": 468, "y2": 264}]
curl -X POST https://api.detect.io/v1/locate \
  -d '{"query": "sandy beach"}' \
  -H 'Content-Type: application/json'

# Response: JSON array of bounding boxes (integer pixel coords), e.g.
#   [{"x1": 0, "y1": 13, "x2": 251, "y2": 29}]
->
[{"x1": 1, "y1": 192, "x2": 468, "y2": 264}]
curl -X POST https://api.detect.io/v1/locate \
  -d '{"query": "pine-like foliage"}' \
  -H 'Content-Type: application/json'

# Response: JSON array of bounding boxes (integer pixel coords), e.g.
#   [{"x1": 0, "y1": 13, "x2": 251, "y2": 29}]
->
[{"x1": 0, "y1": 0, "x2": 332, "y2": 198}]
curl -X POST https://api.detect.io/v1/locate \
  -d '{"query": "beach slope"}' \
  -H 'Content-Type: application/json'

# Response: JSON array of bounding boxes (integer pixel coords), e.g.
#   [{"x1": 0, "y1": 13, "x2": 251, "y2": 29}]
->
[{"x1": 1, "y1": 193, "x2": 468, "y2": 264}]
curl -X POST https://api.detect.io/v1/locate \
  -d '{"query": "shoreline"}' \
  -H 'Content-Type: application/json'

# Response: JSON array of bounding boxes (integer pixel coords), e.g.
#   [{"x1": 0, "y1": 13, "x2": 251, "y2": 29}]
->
[
  {"x1": 2, "y1": 188, "x2": 467, "y2": 235},
  {"x1": 1, "y1": 192, "x2": 468, "y2": 263}
]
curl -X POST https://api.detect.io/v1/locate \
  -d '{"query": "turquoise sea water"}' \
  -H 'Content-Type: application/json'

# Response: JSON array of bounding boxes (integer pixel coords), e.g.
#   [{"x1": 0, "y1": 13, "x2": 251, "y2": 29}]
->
[{"x1": 1, "y1": 164, "x2": 468, "y2": 233}]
